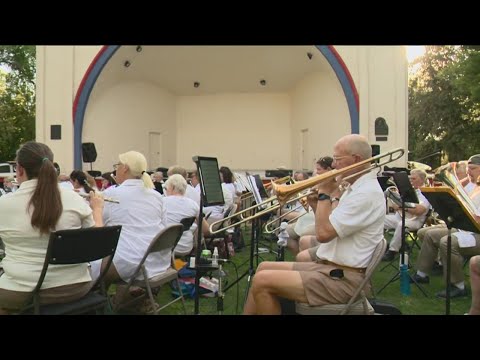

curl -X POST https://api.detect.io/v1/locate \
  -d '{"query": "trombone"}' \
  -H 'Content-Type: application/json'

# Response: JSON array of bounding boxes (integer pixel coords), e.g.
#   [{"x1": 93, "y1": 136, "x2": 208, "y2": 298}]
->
[
  {"x1": 208, "y1": 148, "x2": 405, "y2": 235},
  {"x1": 238, "y1": 175, "x2": 292, "y2": 203},
  {"x1": 264, "y1": 195, "x2": 310, "y2": 234}
]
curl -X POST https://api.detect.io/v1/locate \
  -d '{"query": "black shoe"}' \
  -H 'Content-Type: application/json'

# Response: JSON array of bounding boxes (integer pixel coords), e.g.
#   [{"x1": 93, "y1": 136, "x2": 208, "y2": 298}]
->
[
  {"x1": 381, "y1": 250, "x2": 397, "y2": 262},
  {"x1": 436, "y1": 285, "x2": 468, "y2": 299},
  {"x1": 409, "y1": 273, "x2": 430, "y2": 284},
  {"x1": 432, "y1": 262, "x2": 443, "y2": 276}
]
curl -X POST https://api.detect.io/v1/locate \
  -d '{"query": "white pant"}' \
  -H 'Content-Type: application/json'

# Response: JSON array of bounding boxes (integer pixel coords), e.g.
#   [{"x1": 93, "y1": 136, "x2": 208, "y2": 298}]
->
[{"x1": 384, "y1": 213, "x2": 423, "y2": 252}]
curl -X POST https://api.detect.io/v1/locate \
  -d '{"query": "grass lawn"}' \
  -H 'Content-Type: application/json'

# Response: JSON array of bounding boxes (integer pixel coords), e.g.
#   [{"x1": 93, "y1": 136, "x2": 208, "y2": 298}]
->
[{"x1": 150, "y1": 228, "x2": 472, "y2": 315}]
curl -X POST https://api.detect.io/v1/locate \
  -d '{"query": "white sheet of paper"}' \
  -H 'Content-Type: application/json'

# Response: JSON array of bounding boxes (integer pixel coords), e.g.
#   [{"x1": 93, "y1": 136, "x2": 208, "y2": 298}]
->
[{"x1": 455, "y1": 230, "x2": 476, "y2": 248}]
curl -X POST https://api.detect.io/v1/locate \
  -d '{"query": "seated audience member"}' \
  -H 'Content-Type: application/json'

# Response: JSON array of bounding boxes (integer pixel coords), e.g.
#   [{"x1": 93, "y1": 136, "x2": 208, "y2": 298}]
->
[
  {"x1": 100, "y1": 172, "x2": 116, "y2": 191},
  {"x1": 382, "y1": 169, "x2": 431, "y2": 261},
  {"x1": 411, "y1": 154, "x2": 480, "y2": 298},
  {"x1": 244, "y1": 135, "x2": 385, "y2": 314},
  {"x1": 163, "y1": 174, "x2": 201, "y2": 256},
  {"x1": 468, "y1": 255, "x2": 480, "y2": 315},
  {"x1": 90, "y1": 151, "x2": 167, "y2": 289},
  {"x1": 0, "y1": 141, "x2": 104, "y2": 314},
  {"x1": 284, "y1": 156, "x2": 334, "y2": 255}
]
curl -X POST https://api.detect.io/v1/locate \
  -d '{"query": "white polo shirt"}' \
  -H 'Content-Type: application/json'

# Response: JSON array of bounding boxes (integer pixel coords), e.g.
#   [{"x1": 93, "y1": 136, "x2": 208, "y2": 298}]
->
[
  {"x1": 163, "y1": 195, "x2": 200, "y2": 254},
  {"x1": 101, "y1": 179, "x2": 167, "y2": 281},
  {"x1": 0, "y1": 179, "x2": 94, "y2": 292},
  {"x1": 316, "y1": 171, "x2": 386, "y2": 268}
]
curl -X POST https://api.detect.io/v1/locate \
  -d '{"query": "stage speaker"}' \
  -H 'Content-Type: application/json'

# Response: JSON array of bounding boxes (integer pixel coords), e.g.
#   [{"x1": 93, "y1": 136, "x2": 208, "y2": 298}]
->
[{"x1": 82, "y1": 142, "x2": 97, "y2": 163}]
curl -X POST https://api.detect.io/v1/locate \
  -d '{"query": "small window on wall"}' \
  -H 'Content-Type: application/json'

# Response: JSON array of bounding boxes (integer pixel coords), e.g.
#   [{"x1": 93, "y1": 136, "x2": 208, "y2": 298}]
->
[{"x1": 375, "y1": 117, "x2": 388, "y2": 141}]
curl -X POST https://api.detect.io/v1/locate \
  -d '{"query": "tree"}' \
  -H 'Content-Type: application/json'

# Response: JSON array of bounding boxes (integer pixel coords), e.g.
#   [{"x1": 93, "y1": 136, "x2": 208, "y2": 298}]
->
[
  {"x1": 0, "y1": 46, "x2": 36, "y2": 161},
  {"x1": 408, "y1": 46, "x2": 480, "y2": 167}
]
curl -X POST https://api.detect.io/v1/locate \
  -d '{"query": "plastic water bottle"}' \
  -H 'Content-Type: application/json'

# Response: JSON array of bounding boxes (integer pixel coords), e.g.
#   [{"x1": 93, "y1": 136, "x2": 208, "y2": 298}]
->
[
  {"x1": 277, "y1": 222, "x2": 289, "y2": 247},
  {"x1": 212, "y1": 247, "x2": 219, "y2": 266},
  {"x1": 400, "y1": 263, "x2": 411, "y2": 296}
]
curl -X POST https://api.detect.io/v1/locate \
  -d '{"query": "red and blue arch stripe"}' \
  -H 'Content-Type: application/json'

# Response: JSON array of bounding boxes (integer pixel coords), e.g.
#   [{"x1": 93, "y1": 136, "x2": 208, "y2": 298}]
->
[{"x1": 72, "y1": 45, "x2": 359, "y2": 169}]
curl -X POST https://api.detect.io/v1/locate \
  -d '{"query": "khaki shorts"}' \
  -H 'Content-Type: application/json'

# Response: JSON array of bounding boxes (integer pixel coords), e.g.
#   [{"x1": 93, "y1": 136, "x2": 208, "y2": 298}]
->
[
  {"x1": 0, "y1": 281, "x2": 92, "y2": 313},
  {"x1": 292, "y1": 261, "x2": 366, "y2": 306}
]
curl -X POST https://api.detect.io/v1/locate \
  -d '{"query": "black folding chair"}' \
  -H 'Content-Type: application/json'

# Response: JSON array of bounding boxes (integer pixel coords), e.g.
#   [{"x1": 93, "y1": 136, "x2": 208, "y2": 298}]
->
[{"x1": 19, "y1": 225, "x2": 122, "y2": 315}]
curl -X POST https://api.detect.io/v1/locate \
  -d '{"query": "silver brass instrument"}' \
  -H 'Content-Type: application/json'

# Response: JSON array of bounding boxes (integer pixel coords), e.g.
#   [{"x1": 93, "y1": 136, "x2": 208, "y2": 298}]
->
[
  {"x1": 79, "y1": 192, "x2": 120, "y2": 204},
  {"x1": 208, "y1": 148, "x2": 405, "y2": 235}
]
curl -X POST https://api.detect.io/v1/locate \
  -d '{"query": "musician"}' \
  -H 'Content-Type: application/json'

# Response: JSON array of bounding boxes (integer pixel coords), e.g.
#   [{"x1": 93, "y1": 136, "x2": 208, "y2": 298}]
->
[
  {"x1": 163, "y1": 174, "x2": 202, "y2": 256},
  {"x1": 412, "y1": 154, "x2": 480, "y2": 298},
  {"x1": 382, "y1": 169, "x2": 431, "y2": 261},
  {"x1": 458, "y1": 159, "x2": 476, "y2": 195},
  {"x1": 70, "y1": 170, "x2": 94, "y2": 194},
  {"x1": 0, "y1": 141, "x2": 104, "y2": 314},
  {"x1": 167, "y1": 165, "x2": 200, "y2": 205},
  {"x1": 101, "y1": 172, "x2": 116, "y2": 191},
  {"x1": 3, "y1": 177, "x2": 18, "y2": 193},
  {"x1": 284, "y1": 157, "x2": 333, "y2": 255},
  {"x1": 58, "y1": 173, "x2": 74, "y2": 190},
  {"x1": 89, "y1": 151, "x2": 167, "y2": 289},
  {"x1": 243, "y1": 134, "x2": 385, "y2": 314},
  {"x1": 468, "y1": 255, "x2": 480, "y2": 315},
  {"x1": 220, "y1": 166, "x2": 241, "y2": 208}
]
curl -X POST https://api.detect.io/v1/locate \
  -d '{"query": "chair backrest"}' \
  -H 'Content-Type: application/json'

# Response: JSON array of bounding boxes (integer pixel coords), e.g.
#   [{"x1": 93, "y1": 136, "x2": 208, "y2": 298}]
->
[
  {"x1": 28, "y1": 225, "x2": 122, "y2": 312},
  {"x1": 340, "y1": 237, "x2": 387, "y2": 314},
  {"x1": 180, "y1": 216, "x2": 196, "y2": 232},
  {"x1": 135, "y1": 224, "x2": 184, "y2": 271}
]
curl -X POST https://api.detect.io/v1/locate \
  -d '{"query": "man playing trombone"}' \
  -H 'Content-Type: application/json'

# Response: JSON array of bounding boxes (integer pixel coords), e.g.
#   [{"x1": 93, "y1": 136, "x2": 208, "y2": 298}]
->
[
  {"x1": 243, "y1": 134, "x2": 386, "y2": 314},
  {"x1": 382, "y1": 169, "x2": 431, "y2": 261}
]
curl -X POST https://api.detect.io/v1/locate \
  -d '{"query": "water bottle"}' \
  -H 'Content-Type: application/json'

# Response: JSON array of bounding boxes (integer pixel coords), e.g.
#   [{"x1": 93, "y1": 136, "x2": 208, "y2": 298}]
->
[
  {"x1": 212, "y1": 247, "x2": 219, "y2": 266},
  {"x1": 400, "y1": 263, "x2": 411, "y2": 296},
  {"x1": 277, "y1": 222, "x2": 289, "y2": 247}
]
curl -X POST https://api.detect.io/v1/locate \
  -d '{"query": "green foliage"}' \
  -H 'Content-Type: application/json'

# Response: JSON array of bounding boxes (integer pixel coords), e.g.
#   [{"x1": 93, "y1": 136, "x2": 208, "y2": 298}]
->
[
  {"x1": 409, "y1": 46, "x2": 480, "y2": 165},
  {"x1": 0, "y1": 45, "x2": 36, "y2": 161}
]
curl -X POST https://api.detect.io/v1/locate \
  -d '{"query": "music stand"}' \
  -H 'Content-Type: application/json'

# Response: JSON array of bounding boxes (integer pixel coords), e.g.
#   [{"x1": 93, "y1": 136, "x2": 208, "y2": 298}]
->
[
  {"x1": 191, "y1": 156, "x2": 224, "y2": 315},
  {"x1": 421, "y1": 186, "x2": 480, "y2": 315},
  {"x1": 377, "y1": 172, "x2": 428, "y2": 296}
]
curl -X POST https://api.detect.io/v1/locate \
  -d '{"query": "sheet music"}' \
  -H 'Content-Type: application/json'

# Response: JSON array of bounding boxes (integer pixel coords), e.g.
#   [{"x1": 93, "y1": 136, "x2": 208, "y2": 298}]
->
[
  {"x1": 386, "y1": 189, "x2": 416, "y2": 209},
  {"x1": 247, "y1": 174, "x2": 267, "y2": 210},
  {"x1": 455, "y1": 230, "x2": 477, "y2": 248},
  {"x1": 234, "y1": 173, "x2": 251, "y2": 192}
]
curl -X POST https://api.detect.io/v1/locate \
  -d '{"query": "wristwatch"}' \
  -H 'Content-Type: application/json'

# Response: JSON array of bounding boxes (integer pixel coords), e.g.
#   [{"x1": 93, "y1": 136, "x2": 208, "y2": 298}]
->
[{"x1": 317, "y1": 193, "x2": 331, "y2": 201}]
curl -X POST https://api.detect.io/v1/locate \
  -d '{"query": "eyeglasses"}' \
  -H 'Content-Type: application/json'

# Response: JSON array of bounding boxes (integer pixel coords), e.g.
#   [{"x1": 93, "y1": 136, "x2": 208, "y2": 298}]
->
[{"x1": 113, "y1": 163, "x2": 122, "y2": 170}]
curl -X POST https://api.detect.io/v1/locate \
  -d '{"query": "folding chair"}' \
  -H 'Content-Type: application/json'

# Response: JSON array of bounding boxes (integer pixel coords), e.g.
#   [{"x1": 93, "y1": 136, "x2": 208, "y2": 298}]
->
[
  {"x1": 113, "y1": 224, "x2": 186, "y2": 315},
  {"x1": 296, "y1": 238, "x2": 387, "y2": 315},
  {"x1": 19, "y1": 225, "x2": 122, "y2": 315}
]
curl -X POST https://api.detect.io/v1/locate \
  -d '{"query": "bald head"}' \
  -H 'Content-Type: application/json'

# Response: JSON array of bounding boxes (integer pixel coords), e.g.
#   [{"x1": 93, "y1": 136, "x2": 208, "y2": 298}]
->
[{"x1": 336, "y1": 134, "x2": 372, "y2": 161}]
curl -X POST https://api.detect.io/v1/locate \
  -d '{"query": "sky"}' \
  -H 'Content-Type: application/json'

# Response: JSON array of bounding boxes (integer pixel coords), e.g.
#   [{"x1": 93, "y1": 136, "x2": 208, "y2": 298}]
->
[{"x1": 406, "y1": 46, "x2": 426, "y2": 63}]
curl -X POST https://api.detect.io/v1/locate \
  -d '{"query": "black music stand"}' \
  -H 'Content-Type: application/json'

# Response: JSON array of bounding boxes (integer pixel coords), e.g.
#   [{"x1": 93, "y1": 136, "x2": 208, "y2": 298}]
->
[
  {"x1": 191, "y1": 156, "x2": 224, "y2": 315},
  {"x1": 421, "y1": 186, "x2": 480, "y2": 315},
  {"x1": 377, "y1": 172, "x2": 428, "y2": 296}
]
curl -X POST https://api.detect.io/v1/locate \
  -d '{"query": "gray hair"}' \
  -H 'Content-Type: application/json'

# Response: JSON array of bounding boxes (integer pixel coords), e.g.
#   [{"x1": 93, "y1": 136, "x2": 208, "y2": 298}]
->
[
  {"x1": 410, "y1": 169, "x2": 427, "y2": 181},
  {"x1": 165, "y1": 174, "x2": 187, "y2": 195},
  {"x1": 345, "y1": 134, "x2": 372, "y2": 160},
  {"x1": 167, "y1": 165, "x2": 187, "y2": 179}
]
